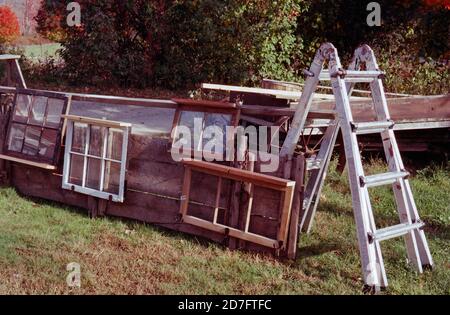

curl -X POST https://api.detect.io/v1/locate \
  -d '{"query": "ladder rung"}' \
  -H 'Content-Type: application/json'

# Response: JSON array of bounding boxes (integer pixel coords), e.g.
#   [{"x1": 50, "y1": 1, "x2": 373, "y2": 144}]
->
[
  {"x1": 360, "y1": 171, "x2": 409, "y2": 188},
  {"x1": 369, "y1": 222, "x2": 424, "y2": 243},
  {"x1": 319, "y1": 70, "x2": 384, "y2": 82},
  {"x1": 351, "y1": 121, "x2": 394, "y2": 135},
  {"x1": 306, "y1": 158, "x2": 322, "y2": 170},
  {"x1": 319, "y1": 70, "x2": 330, "y2": 80}
]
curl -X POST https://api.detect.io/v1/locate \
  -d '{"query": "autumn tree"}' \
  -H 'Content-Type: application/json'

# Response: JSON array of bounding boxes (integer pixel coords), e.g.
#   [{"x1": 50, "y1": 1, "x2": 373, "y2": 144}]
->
[{"x1": 0, "y1": 6, "x2": 20, "y2": 44}]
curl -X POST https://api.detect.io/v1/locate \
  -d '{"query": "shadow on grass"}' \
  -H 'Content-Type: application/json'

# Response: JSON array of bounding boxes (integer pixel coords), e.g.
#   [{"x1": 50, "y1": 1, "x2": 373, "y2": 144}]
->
[
  {"x1": 318, "y1": 199, "x2": 450, "y2": 241},
  {"x1": 6, "y1": 186, "x2": 233, "y2": 252},
  {"x1": 297, "y1": 243, "x2": 342, "y2": 259}
]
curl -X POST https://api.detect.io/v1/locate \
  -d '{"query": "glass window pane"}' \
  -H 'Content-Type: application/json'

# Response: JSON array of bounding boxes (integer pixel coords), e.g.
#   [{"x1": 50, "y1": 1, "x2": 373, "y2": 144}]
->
[
  {"x1": 86, "y1": 157, "x2": 102, "y2": 190},
  {"x1": 72, "y1": 122, "x2": 88, "y2": 153},
  {"x1": 174, "y1": 111, "x2": 204, "y2": 149},
  {"x1": 88, "y1": 125, "x2": 106, "y2": 157},
  {"x1": 69, "y1": 154, "x2": 84, "y2": 186},
  {"x1": 202, "y1": 114, "x2": 229, "y2": 153},
  {"x1": 29, "y1": 96, "x2": 47, "y2": 126},
  {"x1": 22, "y1": 126, "x2": 41, "y2": 156},
  {"x1": 106, "y1": 128, "x2": 123, "y2": 161},
  {"x1": 103, "y1": 161, "x2": 121, "y2": 194},
  {"x1": 39, "y1": 129, "x2": 58, "y2": 159},
  {"x1": 7, "y1": 123, "x2": 26, "y2": 152},
  {"x1": 13, "y1": 94, "x2": 32, "y2": 123},
  {"x1": 45, "y1": 98, "x2": 65, "y2": 128}
]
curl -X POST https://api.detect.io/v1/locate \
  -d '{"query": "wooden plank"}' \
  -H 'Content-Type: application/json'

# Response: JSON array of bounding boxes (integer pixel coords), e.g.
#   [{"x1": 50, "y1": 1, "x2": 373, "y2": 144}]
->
[
  {"x1": 203, "y1": 83, "x2": 347, "y2": 102},
  {"x1": 180, "y1": 167, "x2": 192, "y2": 216},
  {"x1": 87, "y1": 196, "x2": 98, "y2": 218},
  {"x1": 202, "y1": 83, "x2": 303, "y2": 100},
  {"x1": 241, "y1": 105, "x2": 337, "y2": 120},
  {"x1": 243, "y1": 183, "x2": 254, "y2": 233},
  {"x1": 312, "y1": 94, "x2": 450, "y2": 121},
  {"x1": 0, "y1": 85, "x2": 178, "y2": 109},
  {"x1": 0, "y1": 54, "x2": 21, "y2": 60},
  {"x1": 16, "y1": 88, "x2": 68, "y2": 99},
  {"x1": 239, "y1": 152, "x2": 255, "y2": 249},
  {"x1": 183, "y1": 215, "x2": 279, "y2": 249},
  {"x1": 262, "y1": 78, "x2": 396, "y2": 98},
  {"x1": 241, "y1": 115, "x2": 276, "y2": 127},
  {"x1": 62, "y1": 115, "x2": 132, "y2": 128},
  {"x1": 0, "y1": 154, "x2": 57, "y2": 170},
  {"x1": 183, "y1": 160, "x2": 295, "y2": 190},
  {"x1": 172, "y1": 98, "x2": 237, "y2": 109},
  {"x1": 287, "y1": 154, "x2": 305, "y2": 259},
  {"x1": 11, "y1": 61, "x2": 27, "y2": 89},
  {"x1": 228, "y1": 135, "x2": 246, "y2": 250},
  {"x1": 277, "y1": 185, "x2": 295, "y2": 250},
  {"x1": 212, "y1": 177, "x2": 222, "y2": 224}
]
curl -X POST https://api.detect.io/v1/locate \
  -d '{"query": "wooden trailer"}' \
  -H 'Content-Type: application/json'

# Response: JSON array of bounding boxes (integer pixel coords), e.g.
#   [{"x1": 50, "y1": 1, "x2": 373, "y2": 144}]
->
[{"x1": 0, "y1": 54, "x2": 448, "y2": 262}]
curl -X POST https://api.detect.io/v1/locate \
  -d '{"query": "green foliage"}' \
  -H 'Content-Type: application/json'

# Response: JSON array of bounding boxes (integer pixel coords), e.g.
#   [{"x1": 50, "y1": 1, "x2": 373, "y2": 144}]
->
[
  {"x1": 36, "y1": 0, "x2": 306, "y2": 88},
  {"x1": 34, "y1": 0, "x2": 449, "y2": 93},
  {"x1": 371, "y1": 16, "x2": 450, "y2": 95}
]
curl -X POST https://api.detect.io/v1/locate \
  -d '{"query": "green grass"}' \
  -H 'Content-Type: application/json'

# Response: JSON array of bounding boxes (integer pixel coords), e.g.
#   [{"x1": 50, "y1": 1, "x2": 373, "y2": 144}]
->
[
  {"x1": 0, "y1": 160, "x2": 448, "y2": 294},
  {"x1": 18, "y1": 43, "x2": 61, "y2": 62}
]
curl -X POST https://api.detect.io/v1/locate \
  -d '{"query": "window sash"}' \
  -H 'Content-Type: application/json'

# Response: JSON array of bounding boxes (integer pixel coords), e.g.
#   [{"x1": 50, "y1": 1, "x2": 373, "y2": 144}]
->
[
  {"x1": 3, "y1": 89, "x2": 70, "y2": 166},
  {"x1": 62, "y1": 119, "x2": 130, "y2": 203}
]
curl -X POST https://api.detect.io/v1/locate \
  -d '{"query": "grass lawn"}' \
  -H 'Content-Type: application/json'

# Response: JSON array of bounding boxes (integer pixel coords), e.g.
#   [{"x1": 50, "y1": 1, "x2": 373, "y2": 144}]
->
[
  {"x1": 0, "y1": 159, "x2": 448, "y2": 295},
  {"x1": 18, "y1": 43, "x2": 61, "y2": 62}
]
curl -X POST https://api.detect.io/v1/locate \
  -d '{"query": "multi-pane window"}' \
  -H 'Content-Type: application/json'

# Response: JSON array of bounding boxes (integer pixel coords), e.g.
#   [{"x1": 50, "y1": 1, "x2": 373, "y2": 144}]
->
[
  {"x1": 62, "y1": 115, "x2": 131, "y2": 202},
  {"x1": 2, "y1": 89, "x2": 70, "y2": 168},
  {"x1": 170, "y1": 99, "x2": 241, "y2": 158}
]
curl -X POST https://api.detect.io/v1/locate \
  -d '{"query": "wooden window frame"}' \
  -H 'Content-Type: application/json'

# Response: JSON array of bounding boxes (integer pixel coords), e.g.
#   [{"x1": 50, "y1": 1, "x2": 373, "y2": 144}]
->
[
  {"x1": 170, "y1": 99, "x2": 241, "y2": 158},
  {"x1": 180, "y1": 160, "x2": 295, "y2": 250},
  {"x1": 62, "y1": 115, "x2": 131, "y2": 203},
  {"x1": 2, "y1": 88, "x2": 71, "y2": 169}
]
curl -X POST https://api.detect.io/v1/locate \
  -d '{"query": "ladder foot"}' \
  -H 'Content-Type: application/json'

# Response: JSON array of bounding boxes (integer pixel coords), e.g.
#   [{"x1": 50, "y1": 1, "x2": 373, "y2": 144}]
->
[
  {"x1": 362, "y1": 284, "x2": 387, "y2": 295},
  {"x1": 422, "y1": 264, "x2": 433, "y2": 271},
  {"x1": 362, "y1": 285, "x2": 376, "y2": 295}
]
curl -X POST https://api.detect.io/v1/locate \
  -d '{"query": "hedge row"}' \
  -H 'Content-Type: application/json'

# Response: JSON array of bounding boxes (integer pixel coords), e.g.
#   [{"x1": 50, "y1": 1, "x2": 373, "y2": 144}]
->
[{"x1": 36, "y1": 0, "x2": 449, "y2": 89}]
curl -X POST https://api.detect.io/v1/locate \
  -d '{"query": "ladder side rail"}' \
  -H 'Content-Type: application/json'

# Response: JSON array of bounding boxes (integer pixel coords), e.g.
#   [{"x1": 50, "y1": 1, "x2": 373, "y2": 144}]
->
[
  {"x1": 330, "y1": 53, "x2": 382, "y2": 287},
  {"x1": 300, "y1": 121, "x2": 340, "y2": 233},
  {"x1": 363, "y1": 186, "x2": 388, "y2": 287},
  {"x1": 280, "y1": 43, "x2": 337, "y2": 159},
  {"x1": 359, "y1": 45, "x2": 432, "y2": 270}
]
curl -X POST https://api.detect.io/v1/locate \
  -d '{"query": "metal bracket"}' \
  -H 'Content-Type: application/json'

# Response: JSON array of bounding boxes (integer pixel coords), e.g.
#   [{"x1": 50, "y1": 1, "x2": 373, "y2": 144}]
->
[
  {"x1": 367, "y1": 232, "x2": 375, "y2": 244},
  {"x1": 330, "y1": 68, "x2": 346, "y2": 78},
  {"x1": 359, "y1": 176, "x2": 366, "y2": 187},
  {"x1": 376, "y1": 69, "x2": 386, "y2": 79},
  {"x1": 302, "y1": 69, "x2": 315, "y2": 77}
]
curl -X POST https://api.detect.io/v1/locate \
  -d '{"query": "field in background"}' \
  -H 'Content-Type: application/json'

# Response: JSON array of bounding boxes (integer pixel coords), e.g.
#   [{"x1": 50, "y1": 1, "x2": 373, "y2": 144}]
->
[
  {"x1": 0, "y1": 159, "x2": 448, "y2": 294},
  {"x1": 19, "y1": 43, "x2": 61, "y2": 61}
]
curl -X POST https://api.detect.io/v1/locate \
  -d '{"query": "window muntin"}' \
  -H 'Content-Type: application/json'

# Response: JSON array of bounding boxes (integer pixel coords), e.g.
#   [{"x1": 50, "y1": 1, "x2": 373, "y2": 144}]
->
[
  {"x1": 170, "y1": 99, "x2": 241, "y2": 158},
  {"x1": 4, "y1": 89, "x2": 70, "y2": 166},
  {"x1": 62, "y1": 116, "x2": 130, "y2": 203}
]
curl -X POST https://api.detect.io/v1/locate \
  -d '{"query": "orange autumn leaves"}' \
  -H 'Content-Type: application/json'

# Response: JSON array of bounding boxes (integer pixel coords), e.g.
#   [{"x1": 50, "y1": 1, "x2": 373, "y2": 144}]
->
[
  {"x1": 0, "y1": 5, "x2": 20, "y2": 44},
  {"x1": 424, "y1": 0, "x2": 450, "y2": 9}
]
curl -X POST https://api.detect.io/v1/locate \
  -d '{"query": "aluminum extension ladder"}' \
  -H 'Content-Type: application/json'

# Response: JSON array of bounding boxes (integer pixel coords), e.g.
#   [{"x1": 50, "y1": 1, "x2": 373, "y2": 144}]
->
[{"x1": 280, "y1": 43, "x2": 433, "y2": 292}]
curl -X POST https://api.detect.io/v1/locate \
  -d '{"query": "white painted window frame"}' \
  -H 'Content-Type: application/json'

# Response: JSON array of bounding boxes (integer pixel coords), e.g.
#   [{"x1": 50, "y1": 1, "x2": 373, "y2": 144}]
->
[{"x1": 62, "y1": 115, "x2": 131, "y2": 202}]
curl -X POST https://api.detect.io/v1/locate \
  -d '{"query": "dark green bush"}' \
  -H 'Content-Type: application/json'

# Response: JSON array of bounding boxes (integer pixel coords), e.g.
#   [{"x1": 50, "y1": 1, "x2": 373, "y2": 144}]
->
[
  {"x1": 35, "y1": 0, "x2": 449, "y2": 93},
  {"x1": 37, "y1": 0, "x2": 306, "y2": 88}
]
